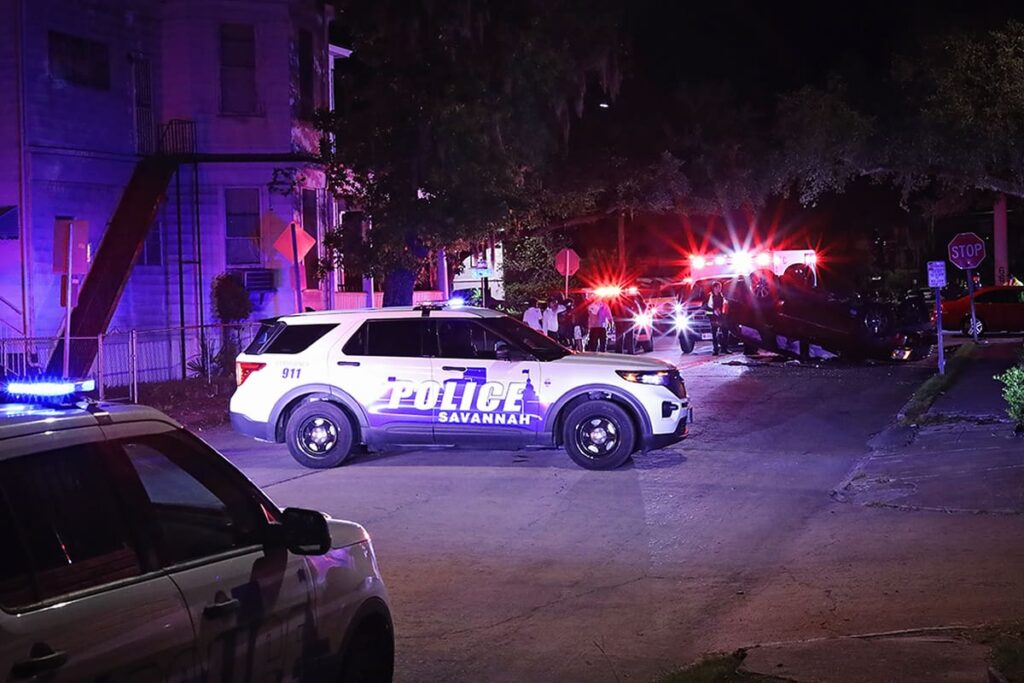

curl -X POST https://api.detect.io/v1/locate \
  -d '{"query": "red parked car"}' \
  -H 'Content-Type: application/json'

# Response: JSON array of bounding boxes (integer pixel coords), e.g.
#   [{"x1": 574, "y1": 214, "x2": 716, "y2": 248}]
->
[{"x1": 941, "y1": 286, "x2": 1024, "y2": 336}]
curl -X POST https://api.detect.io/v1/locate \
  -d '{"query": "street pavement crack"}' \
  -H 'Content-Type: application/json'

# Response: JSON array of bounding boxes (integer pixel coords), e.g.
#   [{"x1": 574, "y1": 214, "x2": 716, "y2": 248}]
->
[{"x1": 405, "y1": 573, "x2": 664, "y2": 640}]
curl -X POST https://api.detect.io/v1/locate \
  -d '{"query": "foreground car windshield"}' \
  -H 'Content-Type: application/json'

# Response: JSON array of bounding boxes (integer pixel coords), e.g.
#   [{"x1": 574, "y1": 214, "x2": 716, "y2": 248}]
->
[{"x1": 482, "y1": 317, "x2": 571, "y2": 361}]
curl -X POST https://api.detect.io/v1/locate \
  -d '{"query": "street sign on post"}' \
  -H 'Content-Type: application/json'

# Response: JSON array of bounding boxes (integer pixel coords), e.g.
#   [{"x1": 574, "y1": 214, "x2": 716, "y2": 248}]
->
[
  {"x1": 947, "y1": 232, "x2": 986, "y2": 270},
  {"x1": 927, "y1": 260, "x2": 947, "y2": 375},
  {"x1": 555, "y1": 248, "x2": 580, "y2": 298},
  {"x1": 948, "y1": 233, "x2": 986, "y2": 342},
  {"x1": 274, "y1": 223, "x2": 315, "y2": 313}
]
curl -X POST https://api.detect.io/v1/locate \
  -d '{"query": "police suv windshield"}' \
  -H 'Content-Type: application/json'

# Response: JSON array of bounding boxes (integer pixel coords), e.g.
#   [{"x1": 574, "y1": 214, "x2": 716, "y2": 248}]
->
[{"x1": 482, "y1": 317, "x2": 571, "y2": 361}]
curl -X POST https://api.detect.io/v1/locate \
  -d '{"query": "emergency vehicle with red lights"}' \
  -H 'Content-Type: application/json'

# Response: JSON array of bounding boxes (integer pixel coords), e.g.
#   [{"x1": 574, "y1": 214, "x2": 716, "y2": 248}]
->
[{"x1": 652, "y1": 249, "x2": 819, "y2": 352}]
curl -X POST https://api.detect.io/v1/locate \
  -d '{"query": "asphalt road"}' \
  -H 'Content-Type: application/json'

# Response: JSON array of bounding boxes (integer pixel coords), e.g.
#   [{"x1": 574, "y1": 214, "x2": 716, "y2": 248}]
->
[{"x1": 205, "y1": 335, "x2": 1024, "y2": 683}]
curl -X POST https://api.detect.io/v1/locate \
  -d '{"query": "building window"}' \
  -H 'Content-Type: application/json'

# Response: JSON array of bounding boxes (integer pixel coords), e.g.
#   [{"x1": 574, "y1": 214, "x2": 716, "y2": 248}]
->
[
  {"x1": 225, "y1": 188, "x2": 261, "y2": 265},
  {"x1": 0, "y1": 206, "x2": 17, "y2": 240},
  {"x1": 220, "y1": 24, "x2": 258, "y2": 115},
  {"x1": 298, "y1": 30, "x2": 315, "y2": 119},
  {"x1": 48, "y1": 31, "x2": 110, "y2": 90},
  {"x1": 301, "y1": 189, "x2": 319, "y2": 288},
  {"x1": 140, "y1": 221, "x2": 162, "y2": 266}
]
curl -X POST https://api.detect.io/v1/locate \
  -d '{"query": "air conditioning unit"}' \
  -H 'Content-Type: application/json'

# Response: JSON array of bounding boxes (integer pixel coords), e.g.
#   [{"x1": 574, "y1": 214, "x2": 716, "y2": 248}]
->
[{"x1": 240, "y1": 269, "x2": 275, "y2": 292}]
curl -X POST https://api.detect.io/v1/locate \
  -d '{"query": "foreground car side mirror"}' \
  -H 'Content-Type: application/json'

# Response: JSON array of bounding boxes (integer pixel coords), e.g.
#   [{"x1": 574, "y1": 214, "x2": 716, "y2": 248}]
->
[{"x1": 280, "y1": 507, "x2": 332, "y2": 555}]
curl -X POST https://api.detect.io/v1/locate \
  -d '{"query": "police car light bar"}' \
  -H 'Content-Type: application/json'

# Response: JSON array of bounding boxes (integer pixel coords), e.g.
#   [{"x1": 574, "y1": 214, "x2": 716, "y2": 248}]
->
[{"x1": 5, "y1": 378, "x2": 96, "y2": 397}]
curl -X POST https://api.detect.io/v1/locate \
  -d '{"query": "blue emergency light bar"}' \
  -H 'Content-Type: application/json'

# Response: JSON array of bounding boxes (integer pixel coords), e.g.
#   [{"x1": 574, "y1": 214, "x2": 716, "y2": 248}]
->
[{"x1": 4, "y1": 378, "x2": 96, "y2": 398}]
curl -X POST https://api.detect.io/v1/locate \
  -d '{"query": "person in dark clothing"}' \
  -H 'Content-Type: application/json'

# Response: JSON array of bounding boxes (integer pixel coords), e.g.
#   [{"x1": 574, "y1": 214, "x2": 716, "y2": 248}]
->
[{"x1": 706, "y1": 281, "x2": 730, "y2": 355}]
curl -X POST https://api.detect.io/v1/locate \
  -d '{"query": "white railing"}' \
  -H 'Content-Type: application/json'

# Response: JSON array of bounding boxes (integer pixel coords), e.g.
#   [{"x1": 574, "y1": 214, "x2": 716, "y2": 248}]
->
[{"x1": 0, "y1": 323, "x2": 259, "y2": 402}]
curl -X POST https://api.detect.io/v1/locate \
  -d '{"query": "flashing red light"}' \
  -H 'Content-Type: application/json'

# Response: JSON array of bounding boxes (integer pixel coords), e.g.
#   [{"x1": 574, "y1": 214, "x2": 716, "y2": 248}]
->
[
  {"x1": 733, "y1": 251, "x2": 754, "y2": 273},
  {"x1": 755, "y1": 253, "x2": 771, "y2": 267},
  {"x1": 236, "y1": 361, "x2": 266, "y2": 386},
  {"x1": 593, "y1": 285, "x2": 622, "y2": 298},
  {"x1": 805, "y1": 252, "x2": 818, "y2": 265},
  {"x1": 690, "y1": 255, "x2": 706, "y2": 269}
]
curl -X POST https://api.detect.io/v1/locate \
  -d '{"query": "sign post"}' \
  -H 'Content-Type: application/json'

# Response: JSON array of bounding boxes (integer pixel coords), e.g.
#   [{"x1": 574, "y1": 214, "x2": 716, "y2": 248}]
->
[
  {"x1": 273, "y1": 222, "x2": 315, "y2": 313},
  {"x1": 63, "y1": 221, "x2": 74, "y2": 377},
  {"x1": 554, "y1": 248, "x2": 580, "y2": 298},
  {"x1": 927, "y1": 260, "x2": 947, "y2": 375},
  {"x1": 947, "y1": 232, "x2": 986, "y2": 342},
  {"x1": 54, "y1": 217, "x2": 89, "y2": 378}
]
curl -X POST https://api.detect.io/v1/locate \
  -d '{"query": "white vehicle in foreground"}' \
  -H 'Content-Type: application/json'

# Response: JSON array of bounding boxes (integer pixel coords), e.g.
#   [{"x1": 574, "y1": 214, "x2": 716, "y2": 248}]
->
[
  {"x1": 230, "y1": 304, "x2": 693, "y2": 471},
  {"x1": 0, "y1": 380, "x2": 392, "y2": 682}
]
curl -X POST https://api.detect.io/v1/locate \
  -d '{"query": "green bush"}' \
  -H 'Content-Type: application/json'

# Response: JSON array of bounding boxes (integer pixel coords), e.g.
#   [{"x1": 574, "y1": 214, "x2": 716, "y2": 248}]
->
[{"x1": 995, "y1": 364, "x2": 1024, "y2": 427}]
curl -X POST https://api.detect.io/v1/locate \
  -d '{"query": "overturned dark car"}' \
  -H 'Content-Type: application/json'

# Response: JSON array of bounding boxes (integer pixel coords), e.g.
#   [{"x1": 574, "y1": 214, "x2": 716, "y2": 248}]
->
[{"x1": 722, "y1": 265, "x2": 934, "y2": 362}]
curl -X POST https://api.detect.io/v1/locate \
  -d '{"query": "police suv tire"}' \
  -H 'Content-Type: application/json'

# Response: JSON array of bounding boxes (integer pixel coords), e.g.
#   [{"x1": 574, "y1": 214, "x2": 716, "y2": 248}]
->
[
  {"x1": 286, "y1": 401, "x2": 355, "y2": 469},
  {"x1": 562, "y1": 401, "x2": 635, "y2": 470},
  {"x1": 678, "y1": 333, "x2": 695, "y2": 354}
]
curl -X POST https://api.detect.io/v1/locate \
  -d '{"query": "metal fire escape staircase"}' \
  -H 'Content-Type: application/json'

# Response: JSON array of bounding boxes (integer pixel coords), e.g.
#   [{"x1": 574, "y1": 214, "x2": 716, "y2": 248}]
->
[{"x1": 47, "y1": 121, "x2": 195, "y2": 376}]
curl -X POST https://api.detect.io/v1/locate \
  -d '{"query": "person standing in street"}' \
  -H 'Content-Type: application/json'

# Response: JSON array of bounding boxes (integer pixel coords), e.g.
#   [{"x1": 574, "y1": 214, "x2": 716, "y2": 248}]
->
[
  {"x1": 543, "y1": 298, "x2": 565, "y2": 339},
  {"x1": 523, "y1": 299, "x2": 543, "y2": 331},
  {"x1": 706, "y1": 281, "x2": 730, "y2": 355},
  {"x1": 586, "y1": 300, "x2": 611, "y2": 351}
]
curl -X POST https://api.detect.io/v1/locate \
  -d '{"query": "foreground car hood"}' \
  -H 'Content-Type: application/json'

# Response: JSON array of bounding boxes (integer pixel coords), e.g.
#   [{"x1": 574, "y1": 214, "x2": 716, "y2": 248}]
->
[
  {"x1": 550, "y1": 352, "x2": 675, "y2": 371},
  {"x1": 327, "y1": 518, "x2": 370, "y2": 549}
]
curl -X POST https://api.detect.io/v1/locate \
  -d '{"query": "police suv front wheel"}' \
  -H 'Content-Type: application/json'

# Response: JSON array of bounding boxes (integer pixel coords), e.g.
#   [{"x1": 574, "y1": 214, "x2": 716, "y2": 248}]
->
[
  {"x1": 286, "y1": 401, "x2": 355, "y2": 469},
  {"x1": 562, "y1": 401, "x2": 635, "y2": 470}
]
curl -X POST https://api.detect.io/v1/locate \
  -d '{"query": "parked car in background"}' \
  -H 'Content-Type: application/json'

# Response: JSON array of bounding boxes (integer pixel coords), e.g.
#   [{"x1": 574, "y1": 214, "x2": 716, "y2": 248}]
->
[{"x1": 941, "y1": 286, "x2": 1024, "y2": 336}]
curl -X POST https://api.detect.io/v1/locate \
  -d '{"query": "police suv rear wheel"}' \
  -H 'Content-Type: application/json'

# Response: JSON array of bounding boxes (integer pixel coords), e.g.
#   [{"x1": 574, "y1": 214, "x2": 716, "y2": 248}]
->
[
  {"x1": 286, "y1": 401, "x2": 355, "y2": 469},
  {"x1": 562, "y1": 401, "x2": 635, "y2": 470}
]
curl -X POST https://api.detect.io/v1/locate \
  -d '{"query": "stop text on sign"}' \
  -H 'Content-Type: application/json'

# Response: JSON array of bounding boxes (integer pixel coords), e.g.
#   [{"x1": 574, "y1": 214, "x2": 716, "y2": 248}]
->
[{"x1": 949, "y1": 243, "x2": 983, "y2": 260}]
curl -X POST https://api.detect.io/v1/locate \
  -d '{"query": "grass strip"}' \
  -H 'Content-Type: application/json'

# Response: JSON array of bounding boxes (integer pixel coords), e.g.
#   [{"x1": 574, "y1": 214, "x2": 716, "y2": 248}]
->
[
  {"x1": 898, "y1": 341, "x2": 977, "y2": 426},
  {"x1": 653, "y1": 650, "x2": 783, "y2": 683}
]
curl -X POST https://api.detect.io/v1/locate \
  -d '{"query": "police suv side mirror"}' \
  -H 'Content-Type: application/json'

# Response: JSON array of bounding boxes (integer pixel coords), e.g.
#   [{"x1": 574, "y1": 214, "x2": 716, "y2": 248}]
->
[{"x1": 278, "y1": 507, "x2": 332, "y2": 555}]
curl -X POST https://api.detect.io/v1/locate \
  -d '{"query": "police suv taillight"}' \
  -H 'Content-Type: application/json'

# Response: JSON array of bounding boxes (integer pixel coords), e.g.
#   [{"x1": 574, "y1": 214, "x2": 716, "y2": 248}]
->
[{"x1": 236, "y1": 362, "x2": 266, "y2": 386}]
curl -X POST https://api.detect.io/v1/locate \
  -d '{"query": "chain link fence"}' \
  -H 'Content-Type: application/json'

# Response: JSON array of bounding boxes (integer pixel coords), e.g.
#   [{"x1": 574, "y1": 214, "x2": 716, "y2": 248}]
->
[{"x1": 0, "y1": 323, "x2": 259, "y2": 402}]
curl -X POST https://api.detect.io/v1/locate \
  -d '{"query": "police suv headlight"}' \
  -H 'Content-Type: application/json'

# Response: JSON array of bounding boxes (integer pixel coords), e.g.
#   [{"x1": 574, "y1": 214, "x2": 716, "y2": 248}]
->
[
  {"x1": 616, "y1": 370, "x2": 671, "y2": 386},
  {"x1": 673, "y1": 314, "x2": 691, "y2": 332}
]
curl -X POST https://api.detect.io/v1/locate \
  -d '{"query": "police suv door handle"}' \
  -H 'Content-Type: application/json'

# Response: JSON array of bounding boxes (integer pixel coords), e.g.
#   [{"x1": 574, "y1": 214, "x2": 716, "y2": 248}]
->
[
  {"x1": 441, "y1": 366, "x2": 466, "y2": 372},
  {"x1": 336, "y1": 361, "x2": 360, "y2": 367}
]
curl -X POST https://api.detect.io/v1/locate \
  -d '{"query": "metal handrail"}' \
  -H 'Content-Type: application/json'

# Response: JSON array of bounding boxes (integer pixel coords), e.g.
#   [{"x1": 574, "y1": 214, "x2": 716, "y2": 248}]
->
[{"x1": 158, "y1": 119, "x2": 196, "y2": 156}]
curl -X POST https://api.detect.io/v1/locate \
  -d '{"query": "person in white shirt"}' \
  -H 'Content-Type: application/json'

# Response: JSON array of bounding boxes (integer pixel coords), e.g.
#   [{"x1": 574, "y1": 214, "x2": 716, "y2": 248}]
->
[
  {"x1": 523, "y1": 300, "x2": 543, "y2": 331},
  {"x1": 542, "y1": 298, "x2": 565, "y2": 339}
]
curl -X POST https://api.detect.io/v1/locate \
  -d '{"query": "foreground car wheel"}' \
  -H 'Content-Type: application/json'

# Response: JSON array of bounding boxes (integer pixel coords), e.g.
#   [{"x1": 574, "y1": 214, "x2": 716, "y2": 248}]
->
[
  {"x1": 340, "y1": 616, "x2": 394, "y2": 683},
  {"x1": 562, "y1": 401, "x2": 635, "y2": 470},
  {"x1": 286, "y1": 401, "x2": 355, "y2": 469}
]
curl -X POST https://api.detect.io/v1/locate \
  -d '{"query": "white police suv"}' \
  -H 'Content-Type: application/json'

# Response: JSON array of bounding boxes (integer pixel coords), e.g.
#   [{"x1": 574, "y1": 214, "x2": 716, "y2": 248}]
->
[
  {"x1": 0, "y1": 379, "x2": 392, "y2": 682},
  {"x1": 230, "y1": 304, "x2": 692, "y2": 471}
]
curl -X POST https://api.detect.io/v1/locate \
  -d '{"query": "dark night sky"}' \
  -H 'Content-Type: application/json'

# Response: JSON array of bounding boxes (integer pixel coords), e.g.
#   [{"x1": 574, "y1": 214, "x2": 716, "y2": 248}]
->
[{"x1": 630, "y1": 0, "x2": 1024, "y2": 98}]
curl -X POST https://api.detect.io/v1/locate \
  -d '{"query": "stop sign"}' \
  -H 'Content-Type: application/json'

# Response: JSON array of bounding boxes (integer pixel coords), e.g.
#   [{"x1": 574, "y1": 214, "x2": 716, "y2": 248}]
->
[
  {"x1": 947, "y1": 232, "x2": 986, "y2": 271},
  {"x1": 555, "y1": 248, "x2": 580, "y2": 276}
]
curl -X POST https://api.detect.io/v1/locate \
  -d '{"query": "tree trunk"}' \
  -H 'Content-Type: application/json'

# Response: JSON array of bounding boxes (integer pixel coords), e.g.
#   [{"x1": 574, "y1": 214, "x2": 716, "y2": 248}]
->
[{"x1": 382, "y1": 267, "x2": 416, "y2": 306}]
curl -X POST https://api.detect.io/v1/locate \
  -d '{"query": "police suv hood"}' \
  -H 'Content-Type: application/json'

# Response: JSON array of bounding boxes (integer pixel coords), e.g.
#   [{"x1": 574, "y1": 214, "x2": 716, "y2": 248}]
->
[{"x1": 549, "y1": 352, "x2": 676, "y2": 372}]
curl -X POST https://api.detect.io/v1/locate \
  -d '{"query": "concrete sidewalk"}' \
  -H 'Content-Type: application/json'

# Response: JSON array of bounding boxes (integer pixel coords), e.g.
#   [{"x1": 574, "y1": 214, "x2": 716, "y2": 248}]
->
[
  {"x1": 929, "y1": 338, "x2": 1022, "y2": 420},
  {"x1": 738, "y1": 631, "x2": 993, "y2": 683},
  {"x1": 835, "y1": 338, "x2": 1023, "y2": 514}
]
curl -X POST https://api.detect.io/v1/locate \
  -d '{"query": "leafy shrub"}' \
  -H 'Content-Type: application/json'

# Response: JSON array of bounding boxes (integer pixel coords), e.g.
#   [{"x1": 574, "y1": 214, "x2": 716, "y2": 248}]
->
[
  {"x1": 995, "y1": 365, "x2": 1024, "y2": 428},
  {"x1": 212, "y1": 272, "x2": 252, "y2": 323}
]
